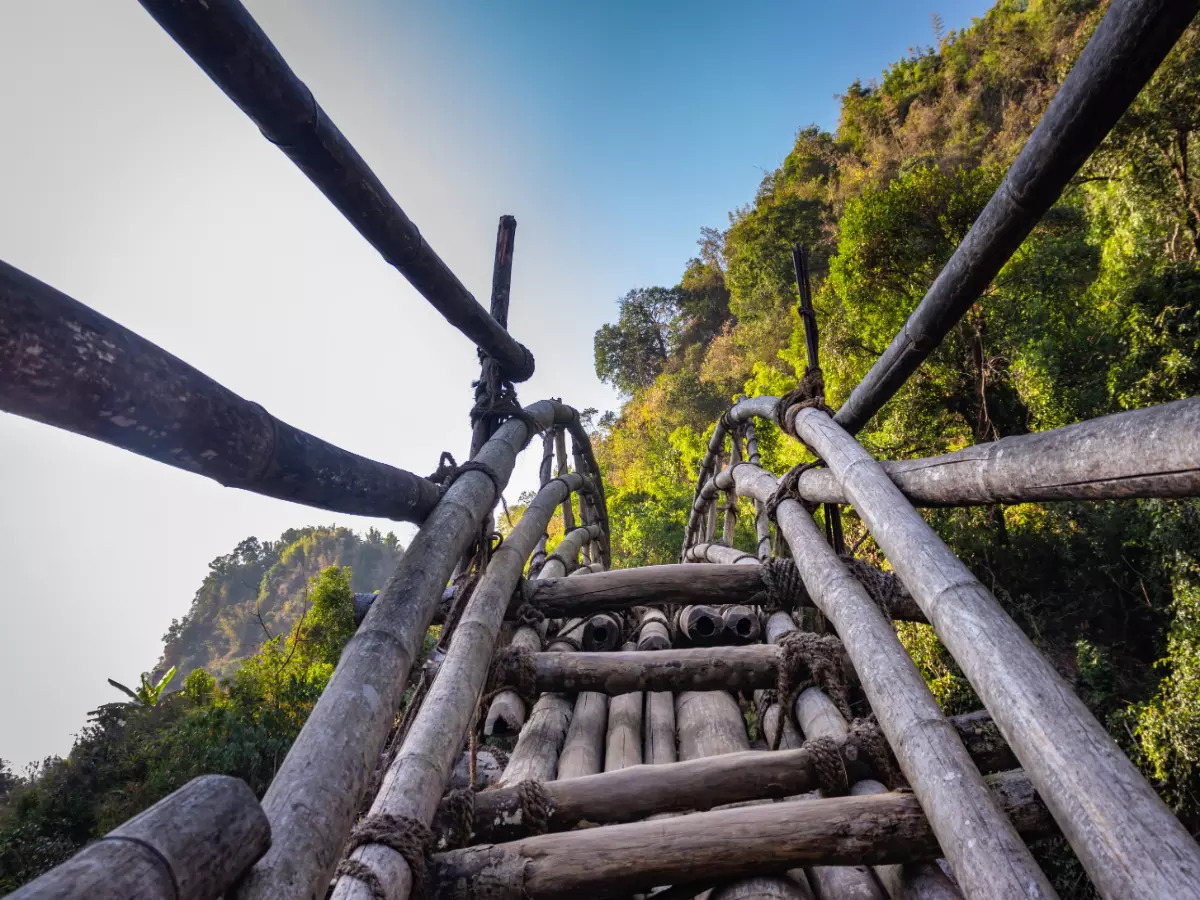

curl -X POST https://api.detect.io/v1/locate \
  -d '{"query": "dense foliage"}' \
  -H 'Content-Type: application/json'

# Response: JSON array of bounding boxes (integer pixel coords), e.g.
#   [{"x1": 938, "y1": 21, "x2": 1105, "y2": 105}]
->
[
  {"x1": 590, "y1": 0, "x2": 1200, "y2": 888},
  {"x1": 0, "y1": 529, "x2": 416, "y2": 892}
]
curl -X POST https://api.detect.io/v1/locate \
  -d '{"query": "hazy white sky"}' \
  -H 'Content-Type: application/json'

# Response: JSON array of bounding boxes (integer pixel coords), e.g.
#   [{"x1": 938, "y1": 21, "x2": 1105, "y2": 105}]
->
[{"x1": 0, "y1": 0, "x2": 989, "y2": 768}]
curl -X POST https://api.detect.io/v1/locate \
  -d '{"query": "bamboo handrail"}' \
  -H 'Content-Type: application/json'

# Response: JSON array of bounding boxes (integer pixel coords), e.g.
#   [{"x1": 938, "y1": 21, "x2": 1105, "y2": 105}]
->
[
  {"x1": 136, "y1": 0, "x2": 535, "y2": 381},
  {"x1": 835, "y1": 0, "x2": 1199, "y2": 432}
]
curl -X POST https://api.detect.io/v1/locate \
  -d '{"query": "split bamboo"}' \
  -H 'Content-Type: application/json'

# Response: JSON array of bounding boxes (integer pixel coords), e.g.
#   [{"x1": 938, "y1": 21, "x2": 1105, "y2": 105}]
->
[
  {"x1": 137, "y1": 0, "x2": 536, "y2": 380},
  {"x1": 723, "y1": 462, "x2": 1056, "y2": 899},
  {"x1": 236, "y1": 400, "x2": 565, "y2": 900},
  {"x1": 329, "y1": 470, "x2": 589, "y2": 900},
  {"x1": 790, "y1": 404, "x2": 1200, "y2": 897},
  {"x1": 432, "y1": 770, "x2": 1053, "y2": 899},
  {"x1": 834, "y1": 0, "x2": 1200, "y2": 432},
  {"x1": 0, "y1": 261, "x2": 440, "y2": 523},
  {"x1": 7, "y1": 776, "x2": 268, "y2": 900}
]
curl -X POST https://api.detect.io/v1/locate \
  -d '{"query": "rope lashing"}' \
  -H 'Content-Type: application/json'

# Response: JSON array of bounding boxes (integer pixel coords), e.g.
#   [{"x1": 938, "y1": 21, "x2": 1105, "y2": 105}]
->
[
  {"x1": 440, "y1": 788, "x2": 475, "y2": 850},
  {"x1": 847, "y1": 715, "x2": 903, "y2": 790},
  {"x1": 517, "y1": 779, "x2": 553, "y2": 835},
  {"x1": 840, "y1": 555, "x2": 906, "y2": 618},
  {"x1": 470, "y1": 359, "x2": 544, "y2": 445},
  {"x1": 758, "y1": 557, "x2": 809, "y2": 613},
  {"x1": 514, "y1": 600, "x2": 546, "y2": 631},
  {"x1": 427, "y1": 451, "x2": 505, "y2": 506},
  {"x1": 765, "y1": 460, "x2": 824, "y2": 521},
  {"x1": 803, "y1": 735, "x2": 850, "y2": 796},
  {"x1": 774, "y1": 367, "x2": 832, "y2": 437},
  {"x1": 336, "y1": 814, "x2": 433, "y2": 900},
  {"x1": 485, "y1": 644, "x2": 537, "y2": 702},
  {"x1": 773, "y1": 632, "x2": 852, "y2": 750}
]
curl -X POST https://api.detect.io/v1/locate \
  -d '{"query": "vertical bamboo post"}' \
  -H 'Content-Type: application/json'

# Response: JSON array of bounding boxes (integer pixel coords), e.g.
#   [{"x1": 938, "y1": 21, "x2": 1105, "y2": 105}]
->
[
  {"x1": 745, "y1": 421, "x2": 772, "y2": 559},
  {"x1": 791, "y1": 404, "x2": 1200, "y2": 898},
  {"x1": 468, "y1": 215, "x2": 518, "y2": 460},
  {"x1": 555, "y1": 428, "x2": 577, "y2": 536},
  {"x1": 557, "y1": 692, "x2": 609, "y2": 779},
  {"x1": 605, "y1": 642, "x2": 644, "y2": 771}
]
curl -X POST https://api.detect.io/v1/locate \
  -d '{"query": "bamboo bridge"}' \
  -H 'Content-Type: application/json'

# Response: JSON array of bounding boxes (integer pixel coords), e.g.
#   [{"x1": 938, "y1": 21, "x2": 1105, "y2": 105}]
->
[{"x1": 3, "y1": 0, "x2": 1200, "y2": 898}]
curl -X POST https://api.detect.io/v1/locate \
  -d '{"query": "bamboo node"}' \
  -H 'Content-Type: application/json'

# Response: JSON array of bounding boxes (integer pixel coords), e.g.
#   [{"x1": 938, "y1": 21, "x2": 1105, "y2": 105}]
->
[
  {"x1": 339, "y1": 813, "x2": 434, "y2": 900},
  {"x1": 803, "y1": 735, "x2": 850, "y2": 796}
]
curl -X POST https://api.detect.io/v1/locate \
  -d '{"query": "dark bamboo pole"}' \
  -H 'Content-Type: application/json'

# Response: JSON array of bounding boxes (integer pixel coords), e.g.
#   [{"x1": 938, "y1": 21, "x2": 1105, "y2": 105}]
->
[
  {"x1": 835, "y1": 0, "x2": 1199, "y2": 432},
  {"x1": 136, "y1": 0, "x2": 534, "y2": 381},
  {"x1": 0, "y1": 261, "x2": 440, "y2": 522},
  {"x1": 790, "y1": 404, "x2": 1200, "y2": 897},
  {"x1": 468, "y1": 216, "x2": 519, "y2": 460}
]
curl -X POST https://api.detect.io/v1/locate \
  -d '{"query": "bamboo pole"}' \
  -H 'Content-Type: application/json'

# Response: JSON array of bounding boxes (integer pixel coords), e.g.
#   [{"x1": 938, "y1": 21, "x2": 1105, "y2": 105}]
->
[
  {"x1": 234, "y1": 400, "x2": 563, "y2": 900},
  {"x1": 790, "y1": 404, "x2": 1200, "y2": 897},
  {"x1": 557, "y1": 691, "x2": 609, "y2": 779},
  {"x1": 637, "y1": 609, "x2": 673, "y2": 651},
  {"x1": 686, "y1": 543, "x2": 759, "y2": 565},
  {"x1": 675, "y1": 605, "x2": 725, "y2": 646},
  {"x1": 583, "y1": 613, "x2": 623, "y2": 652},
  {"x1": 432, "y1": 770, "x2": 1053, "y2": 899},
  {"x1": 794, "y1": 397, "x2": 1200, "y2": 506},
  {"x1": 555, "y1": 428, "x2": 577, "y2": 535},
  {"x1": 644, "y1": 690, "x2": 677, "y2": 765},
  {"x1": 498, "y1": 694, "x2": 574, "y2": 785},
  {"x1": 529, "y1": 646, "x2": 781, "y2": 695},
  {"x1": 722, "y1": 605, "x2": 761, "y2": 644},
  {"x1": 567, "y1": 417, "x2": 612, "y2": 567},
  {"x1": 459, "y1": 707, "x2": 1024, "y2": 844},
  {"x1": 329, "y1": 471, "x2": 589, "y2": 900},
  {"x1": 7, "y1": 776, "x2": 268, "y2": 900},
  {"x1": 468, "y1": 215, "x2": 519, "y2": 460},
  {"x1": 745, "y1": 422, "x2": 772, "y2": 558},
  {"x1": 834, "y1": 0, "x2": 1200, "y2": 432},
  {"x1": 529, "y1": 431, "x2": 557, "y2": 575},
  {"x1": 723, "y1": 463, "x2": 1056, "y2": 900},
  {"x1": 136, "y1": 0, "x2": 535, "y2": 381},
  {"x1": 0, "y1": 260, "x2": 441, "y2": 523},
  {"x1": 606, "y1": 642, "x2": 644, "y2": 771}
]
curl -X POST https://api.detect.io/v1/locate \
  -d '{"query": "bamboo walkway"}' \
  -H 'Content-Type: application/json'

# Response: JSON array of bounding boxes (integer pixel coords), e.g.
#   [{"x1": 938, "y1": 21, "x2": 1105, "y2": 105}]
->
[{"x1": 3, "y1": 0, "x2": 1200, "y2": 898}]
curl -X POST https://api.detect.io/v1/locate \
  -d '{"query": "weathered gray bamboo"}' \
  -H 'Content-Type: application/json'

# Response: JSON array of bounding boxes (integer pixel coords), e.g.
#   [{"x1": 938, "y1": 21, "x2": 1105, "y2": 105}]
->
[
  {"x1": 0, "y1": 261, "x2": 441, "y2": 523},
  {"x1": 644, "y1": 689, "x2": 677, "y2": 765},
  {"x1": 794, "y1": 398, "x2": 1200, "y2": 507},
  {"x1": 789, "y1": 404, "x2": 1200, "y2": 897},
  {"x1": 605, "y1": 642, "x2": 644, "y2": 771},
  {"x1": 523, "y1": 564, "x2": 762, "y2": 617},
  {"x1": 499, "y1": 695, "x2": 575, "y2": 786},
  {"x1": 745, "y1": 421, "x2": 772, "y2": 558},
  {"x1": 529, "y1": 646, "x2": 778, "y2": 695},
  {"x1": 834, "y1": 0, "x2": 1200, "y2": 432},
  {"x1": 568, "y1": 562, "x2": 607, "y2": 576},
  {"x1": 137, "y1": 0, "x2": 536, "y2": 381},
  {"x1": 432, "y1": 769, "x2": 1053, "y2": 899},
  {"x1": 852, "y1": 780, "x2": 963, "y2": 900},
  {"x1": 330, "y1": 471, "x2": 589, "y2": 900},
  {"x1": 720, "y1": 431, "x2": 743, "y2": 546},
  {"x1": 529, "y1": 431, "x2": 557, "y2": 575},
  {"x1": 569, "y1": 433, "x2": 607, "y2": 566},
  {"x1": 555, "y1": 428, "x2": 577, "y2": 535},
  {"x1": 637, "y1": 608, "x2": 673, "y2": 651},
  {"x1": 686, "y1": 542, "x2": 758, "y2": 565},
  {"x1": 722, "y1": 462, "x2": 1056, "y2": 900},
  {"x1": 468, "y1": 215, "x2": 519, "y2": 460},
  {"x1": 722, "y1": 605, "x2": 761, "y2": 644},
  {"x1": 676, "y1": 605, "x2": 725, "y2": 646},
  {"x1": 7, "y1": 775, "x2": 268, "y2": 900},
  {"x1": 542, "y1": 524, "x2": 604, "y2": 579},
  {"x1": 710, "y1": 878, "x2": 814, "y2": 900},
  {"x1": 458, "y1": 707, "x2": 1022, "y2": 843},
  {"x1": 583, "y1": 613, "x2": 623, "y2": 652},
  {"x1": 557, "y1": 691, "x2": 609, "y2": 779},
  {"x1": 237, "y1": 401, "x2": 566, "y2": 900}
]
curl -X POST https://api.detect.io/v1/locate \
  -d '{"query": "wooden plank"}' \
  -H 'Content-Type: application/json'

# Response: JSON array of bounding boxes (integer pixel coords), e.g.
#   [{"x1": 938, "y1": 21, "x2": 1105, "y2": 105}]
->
[
  {"x1": 431, "y1": 770, "x2": 1055, "y2": 900},
  {"x1": 725, "y1": 463, "x2": 1056, "y2": 899},
  {"x1": 0, "y1": 260, "x2": 440, "y2": 522},
  {"x1": 9, "y1": 775, "x2": 268, "y2": 900},
  {"x1": 136, "y1": 0, "x2": 535, "y2": 380},
  {"x1": 792, "y1": 405, "x2": 1200, "y2": 898},
  {"x1": 834, "y1": 0, "x2": 1200, "y2": 431}
]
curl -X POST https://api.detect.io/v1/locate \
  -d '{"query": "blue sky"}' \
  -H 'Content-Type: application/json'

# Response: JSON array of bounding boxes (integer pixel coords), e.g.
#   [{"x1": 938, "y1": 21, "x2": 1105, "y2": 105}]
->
[{"x1": 0, "y1": 0, "x2": 991, "y2": 768}]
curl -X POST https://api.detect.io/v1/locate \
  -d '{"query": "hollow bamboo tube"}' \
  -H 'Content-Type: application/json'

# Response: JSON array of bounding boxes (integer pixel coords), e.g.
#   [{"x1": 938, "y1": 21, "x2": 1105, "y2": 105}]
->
[
  {"x1": 676, "y1": 605, "x2": 724, "y2": 646},
  {"x1": 606, "y1": 642, "x2": 644, "y2": 771},
  {"x1": 136, "y1": 0, "x2": 536, "y2": 381},
  {"x1": 793, "y1": 405, "x2": 1200, "y2": 897},
  {"x1": 7, "y1": 775, "x2": 268, "y2": 900},
  {"x1": 557, "y1": 691, "x2": 609, "y2": 779},
  {"x1": 236, "y1": 401, "x2": 564, "y2": 900},
  {"x1": 723, "y1": 462, "x2": 1056, "y2": 900},
  {"x1": 329, "y1": 471, "x2": 588, "y2": 900},
  {"x1": 583, "y1": 612, "x2": 623, "y2": 652},
  {"x1": 722, "y1": 605, "x2": 761, "y2": 644},
  {"x1": 637, "y1": 608, "x2": 673, "y2": 651},
  {"x1": 431, "y1": 769, "x2": 1053, "y2": 900}
]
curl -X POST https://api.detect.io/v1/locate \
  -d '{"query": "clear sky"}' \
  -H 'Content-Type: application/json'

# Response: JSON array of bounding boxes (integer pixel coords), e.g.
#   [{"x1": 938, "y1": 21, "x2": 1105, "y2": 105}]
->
[{"x1": 0, "y1": 0, "x2": 991, "y2": 769}]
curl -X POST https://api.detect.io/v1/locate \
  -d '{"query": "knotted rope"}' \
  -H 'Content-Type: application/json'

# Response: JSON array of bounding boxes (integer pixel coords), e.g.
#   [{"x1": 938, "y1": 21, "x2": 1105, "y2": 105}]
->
[
  {"x1": 427, "y1": 451, "x2": 505, "y2": 506},
  {"x1": 471, "y1": 355, "x2": 543, "y2": 445},
  {"x1": 517, "y1": 779, "x2": 553, "y2": 835},
  {"x1": 765, "y1": 461, "x2": 823, "y2": 521},
  {"x1": 514, "y1": 600, "x2": 546, "y2": 631},
  {"x1": 774, "y1": 367, "x2": 832, "y2": 437},
  {"x1": 803, "y1": 734, "x2": 850, "y2": 796},
  {"x1": 841, "y1": 555, "x2": 906, "y2": 618},
  {"x1": 847, "y1": 715, "x2": 903, "y2": 789},
  {"x1": 441, "y1": 788, "x2": 475, "y2": 850},
  {"x1": 772, "y1": 632, "x2": 852, "y2": 749},
  {"x1": 336, "y1": 814, "x2": 433, "y2": 900},
  {"x1": 758, "y1": 557, "x2": 808, "y2": 613},
  {"x1": 485, "y1": 644, "x2": 537, "y2": 703}
]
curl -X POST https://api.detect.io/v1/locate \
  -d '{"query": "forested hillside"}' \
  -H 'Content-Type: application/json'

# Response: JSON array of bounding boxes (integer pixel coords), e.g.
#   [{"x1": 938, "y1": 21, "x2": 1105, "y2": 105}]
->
[
  {"x1": 592, "y1": 0, "x2": 1200, "y2": 836},
  {"x1": 158, "y1": 526, "x2": 403, "y2": 685}
]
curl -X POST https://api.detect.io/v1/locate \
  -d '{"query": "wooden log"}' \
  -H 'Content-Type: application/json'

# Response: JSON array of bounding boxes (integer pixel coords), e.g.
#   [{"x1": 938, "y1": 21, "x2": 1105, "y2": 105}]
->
[
  {"x1": 238, "y1": 401, "x2": 565, "y2": 900},
  {"x1": 526, "y1": 645, "x2": 787, "y2": 695},
  {"x1": 468, "y1": 215, "x2": 519, "y2": 460},
  {"x1": 606, "y1": 643, "x2": 644, "y2": 771},
  {"x1": 0, "y1": 260, "x2": 441, "y2": 523},
  {"x1": 745, "y1": 421, "x2": 773, "y2": 559},
  {"x1": 687, "y1": 542, "x2": 759, "y2": 565},
  {"x1": 137, "y1": 0, "x2": 535, "y2": 381},
  {"x1": 795, "y1": 398, "x2": 1200, "y2": 507},
  {"x1": 637, "y1": 608, "x2": 673, "y2": 651},
  {"x1": 792, "y1": 405, "x2": 1200, "y2": 898},
  {"x1": 722, "y1": 605, "x2": 762, "y2": 644},
  {"x1": 7, "y1": 775, "x2": 267, "y2": 900},
  {"x1": 834, "y1": 0, "x2": 1199, "y2": 432},
  {"x1": 540, "y1": 523, "x2": 602, "y2": 579},
  {"x1": 644, "y1": 690, "x2": 677, "y2": 765},
  {"x1": 498, "y1": 694, "x2": 574, "y2": 786},
  {"x1": 583, "y1": 612, "x2": 623, "y2": 652},
  {"x1": 676, "y1": 605, "x2": 725, "y2": 646},
  {"x1": 555, "y1": 428, "x2": 577, "y2": 535},
  {"x1": 431, "y1": 770, "x2": 1055, "y2": 900},
  {"x1": 522, "y1": 564, "x2": 925, "y2": 623},
  {"x1": 330, "y1": 470, "x2": 588, "y2": 900},
  {"x1": 851, "y1": 780, "x2": 963, "y2": 900},
  {"x1": 557, "y1": 692, "x2": 609, "y2": 779},
  {"x1": 710, "y1": 877, "x2": 814, "y2": 900},
  {"x1": 724, "y1": 463, "x2": 1056, "y2": 900}
]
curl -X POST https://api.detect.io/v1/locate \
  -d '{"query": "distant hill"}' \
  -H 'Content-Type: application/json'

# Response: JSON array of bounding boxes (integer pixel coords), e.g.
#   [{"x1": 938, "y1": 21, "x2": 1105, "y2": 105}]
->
[{"x1": 156, "y1": 526, "x2": 403, "y2": 685}]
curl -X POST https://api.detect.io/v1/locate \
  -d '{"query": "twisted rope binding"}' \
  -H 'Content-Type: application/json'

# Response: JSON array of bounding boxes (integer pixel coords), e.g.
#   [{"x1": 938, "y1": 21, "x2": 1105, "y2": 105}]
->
[
  {"x1": 848, "y1": 715, "x2": 904, "y2": 789},
  {"x1": 840, "y1": 555, "x2": 905, "y2": 618},
  {"x1": 427, "y1": 452, "x2": 506, "y2": 506},
  {"x1": 486, "y1": 644, "x2": 537, "y2": 702},
  {"x1": 765, "y1": 461, "x2": 824, "y2": 521},
  {"x1": 514, "y1": 600, "x2": 546, "y2": 631},
  {"x1": 759, "y1": 557, "x2": 807, "y2": 614},
  {"x1": 774, "y1": 367, "x2": 832, "y2": 437},
  {"x1": 773, "y1": 632, "x2": 852, "y2": 750},
  {"x1": 803, "y1": 734, "x2": 849, "y2": 796},
  {"x1": 441, "y1": 788, "x2": 475, "y2": 850},
  {"x1": 517, "y1": 779, "x2": 554, "y2": 835},
  {"x1": 338, "y1": 814, "x2": 433, "y2": 900}
]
